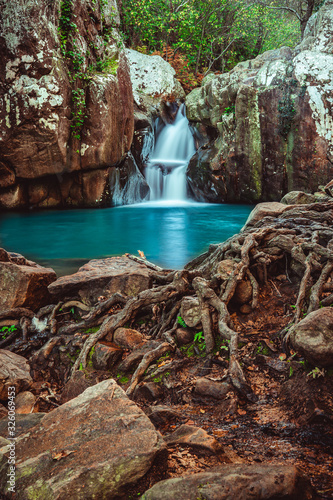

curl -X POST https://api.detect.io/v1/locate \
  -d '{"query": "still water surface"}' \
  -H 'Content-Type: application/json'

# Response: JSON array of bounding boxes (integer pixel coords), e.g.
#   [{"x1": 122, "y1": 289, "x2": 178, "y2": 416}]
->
[{"x1": 0, "y1": 201, "x2": 253, "y2": 276}]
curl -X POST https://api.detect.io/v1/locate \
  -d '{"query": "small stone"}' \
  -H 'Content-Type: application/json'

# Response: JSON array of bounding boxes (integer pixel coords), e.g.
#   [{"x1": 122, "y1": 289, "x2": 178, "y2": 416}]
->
[
  {"x1": 145, "y1": 405, "x2": 182, "y2": 425},
  {"x1": 175, "y1": 328, "x2": 194, "y2": 346},
  {"x1": 15, "y1": 391, "x2": 37, "y2": 414},
  {"x1": 194, "y1": 378, "x2": 231, "y2": 400},
  {"x1": 240, "y1": 304, "x2": 252, "y2": 314},
  {"x1": 180, "y1": 296, "x2": 201, "y2": 328},
  {"x1": 92, "y1": 342, "x2": 123, "y2": 371},
  {"x1": 0, "y1": 350, "x2": 33, "y2": 400},
  {"x1": 163, "y1": 424, "x2": 222, "y2": 454},
  {"x1": 112, "y1": 327, "x2": 145, "y2": 349},
  {"x1": 133, "y1": 382, "x2": 164, "y2": 402},
  {"x1": 216, "y1": 259, "x2": 237, "y2": 280},
  {"x1": 280, "y1": 191, "x2": 316, "y2": 205}
]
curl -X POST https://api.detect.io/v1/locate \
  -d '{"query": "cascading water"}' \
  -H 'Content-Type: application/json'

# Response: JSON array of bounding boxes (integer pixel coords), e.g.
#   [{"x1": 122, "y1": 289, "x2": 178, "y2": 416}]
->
[{"x1": 144, "y1": 104, "x2": 195, "y2": 201}]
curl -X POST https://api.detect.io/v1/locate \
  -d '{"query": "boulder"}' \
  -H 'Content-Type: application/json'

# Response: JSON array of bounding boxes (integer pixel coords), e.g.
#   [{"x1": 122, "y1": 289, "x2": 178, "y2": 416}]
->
[
  {"x1": 0, "y1": 413, "x2": 45, "y2": 438},
  {"x1": 180, "y1": 296, "x2": 201, "y2": 328},
  {"x1": 233, "y1": 280, "x2": 253, "y2": 305},
  {"x1": 141, "y1": 464, "x2": 314, "y2": 499},
  {"x1": 243, "y1": 202, "x2": 291, "y2": 229},
  {"x1": 0, "y1": 379, "x2": 167, "y2": 499},
  {"x1": 0, "y1": 248, "x2": 56, "y2": 313},
  {"x1": 112, "y1": 328, "x2": 145, "y2": 349},
  {"x1": 0, "y1": 0, "x2": 134, "y2": 210},
  {"x1": 280, "y1": 191, "x2": 317, "y2": 205},
  {"x1": 289, "y1": 307, "x2": 333, "y2": 367},
  {"x1": 126, "y1": 49, "x2": 185, "y2": 114},
  {"x1": 185, "y1": 1, "x2": 333, "y2": 203},
  {"x1": 0, "y1": 350, "x2": 32, "y2": 400},
  {"x1": 48, "y1": 256, "x2": 152, "y2": 304},
  {"x1": 164, "y1": 425, "x2": 222, "y2": 455},
  {"x1": 175, "y1": 328, "x2": 195, "y2": 346}
]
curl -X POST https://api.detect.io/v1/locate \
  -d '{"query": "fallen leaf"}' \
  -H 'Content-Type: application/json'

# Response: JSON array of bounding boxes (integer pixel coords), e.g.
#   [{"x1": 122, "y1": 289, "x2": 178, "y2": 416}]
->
[
  {"x1": 200, "y1": 409, "x2": 205, "y2": 414},
  {"x1": 138, "y1": 250, "x2": 145, "y2": 258},
  {"x1": 279, "y1": 353, "x2": 287, "y2": 361},
  {"x1": 52, "y1": 450, "x2": 75, "y2": 461},
  {"x1": 237, "y1": 409, "x2": 246, "y2": 416}
]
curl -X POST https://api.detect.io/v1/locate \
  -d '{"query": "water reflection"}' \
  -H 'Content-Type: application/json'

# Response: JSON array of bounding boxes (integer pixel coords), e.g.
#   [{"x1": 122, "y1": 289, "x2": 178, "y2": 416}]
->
[{"x1": 0, "y1": 203, "x2": 252, "y2": 275}]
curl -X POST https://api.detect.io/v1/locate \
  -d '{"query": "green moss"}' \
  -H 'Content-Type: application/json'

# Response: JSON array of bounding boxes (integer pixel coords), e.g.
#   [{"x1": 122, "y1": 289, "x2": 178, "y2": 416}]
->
[{"x1": 87, "y1": 346, "x2": 96, "y2": 368}]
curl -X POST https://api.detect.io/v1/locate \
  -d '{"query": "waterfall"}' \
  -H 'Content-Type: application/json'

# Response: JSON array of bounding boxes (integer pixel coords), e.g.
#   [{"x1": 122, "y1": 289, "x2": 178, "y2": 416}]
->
[{"x1": 144, "y1": 104, "x2": 195, "y2": 201}]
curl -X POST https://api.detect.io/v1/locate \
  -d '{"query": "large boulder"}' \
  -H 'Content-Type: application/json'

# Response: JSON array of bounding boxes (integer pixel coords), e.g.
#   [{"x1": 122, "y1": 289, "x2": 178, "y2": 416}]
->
[
  {"x1": 289, "y1": 307, "x2": 333, "y2": 367},
  {"x1": 186, "y1": 0, "x2": 333, "y2": 203},
  {"x1": 0, "y1": 350, "x2": 32, "y2": 400},
  {"x1": 0, "y1": 379, "x2": 167, "y2": 499},
  {"x1": 48, "y1": 256, "x2": 152, "y2": 304},
  {"x1": 0, "y1": 248, "x2": 56, "y2": 312},
  {"x1": 0, "y1": 0, "x2": 134, "y2": 210},
  {"x1": 141, "y1": 464, "x2": 314, "y2": 499},
  {"x1": 126, "y1": 49, "x2": 185, "y2": 115}
]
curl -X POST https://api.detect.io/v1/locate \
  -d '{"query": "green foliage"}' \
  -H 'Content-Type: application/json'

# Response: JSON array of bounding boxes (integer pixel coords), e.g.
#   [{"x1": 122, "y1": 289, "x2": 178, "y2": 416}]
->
[
  {"x1": 307, "y1": 366, "x2": 325, "y2": 379},
  {"x1": 0, "y1": 325, "x2": 17, "y2": 340},
  {"x1": 256, "y1": 342, "x2": 270, "y2": 356},
  {"x1": 120, "y1": 0, "x2": 300, "y2": 82},
  {"x1": 194, "y1": 331, "x2": 204, "y2": 342},
  {"x1": 177, "y1": 316, "x2": 187, "y2": 328},
  {"x1": 223, "y1": 105, "x2": 235, "y2": 116},
  {"x1": 289, "y1": 366, "x2": 294, "y2": 378},
  {"x1": 117, "y1": 375, "x2": 129, "y2": 384}
]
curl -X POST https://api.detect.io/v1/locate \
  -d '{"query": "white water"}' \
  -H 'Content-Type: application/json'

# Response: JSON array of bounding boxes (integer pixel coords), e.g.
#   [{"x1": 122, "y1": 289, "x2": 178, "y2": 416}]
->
[{"x1": 144, "y1": 104, "x2": 195, "y2": 201}]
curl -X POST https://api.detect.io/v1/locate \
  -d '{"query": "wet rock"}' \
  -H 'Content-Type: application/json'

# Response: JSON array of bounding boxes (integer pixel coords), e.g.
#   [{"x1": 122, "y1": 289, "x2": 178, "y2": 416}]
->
[
  {"x1": 233, "y1": 280, "x2": 253, "y2": 305},
  {"x1": 194, "y1": 377, "x2": 231, "y2": 400},
  {"x1": 0, "y1": 350, "x2": 32, "y2": 400},
  {"x1": 133, "y1": 382, "x2": 164, "y2": 402},
  {"x1": 180, "y1": 296, "x2": 201, "y2": 328},
  {"x1": 0, "y1": 413, "x2": 45, "y2": 438},
  {"x1": 15, "y1": 391, "x2": 37, "y2": 414},
  {"x1": 112, "y1": 327, "x2": 145, "y2": 349},
  {"x1": 0, "y1": 380, "x2": 167, "y2": 499},
  {"x1": 175, "y1": 328, "x2": 194, "y2": 346},
  {"x1": 164, "y1": 424, "x2": 222, "y2": 455},
  {"x1": 280, "y1": 191, "x2": 317, "y2": 205},
  {"x1": 0, "y1": 250, "x2": 56, "y2": 312},
  {"x1": 146, "y1": 406, "x2": 182, "y2": 426},
  {"x1": 48, "y1": 256, "x2": 152, "y2": 304},
  {"x1": 109, "y1": 153, "x2": 150, "y2": 206},
  {"x1": 141, "y1": 464, "x2": 314, "y2": 499},
  {"x1": 289, "y1": 307, "x2": 333, "y2": 367},
  {"x1": 91, "y1": 342, "x2": 123, "y2": 371}
]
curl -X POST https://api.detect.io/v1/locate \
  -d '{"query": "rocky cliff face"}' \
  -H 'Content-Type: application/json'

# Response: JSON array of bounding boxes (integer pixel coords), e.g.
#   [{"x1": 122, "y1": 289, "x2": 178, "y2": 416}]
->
[
  {"x1": 186, "y1": 0, "x2": 333, "y2": 203},
  {"x1": 0, "y1": 0, "x2": 134, "y2": 209}
]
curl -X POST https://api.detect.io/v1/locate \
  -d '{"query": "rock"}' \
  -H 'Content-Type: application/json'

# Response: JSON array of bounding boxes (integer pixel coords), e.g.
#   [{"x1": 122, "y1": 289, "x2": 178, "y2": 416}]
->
[
  {"x1": 0, "y1": 437, "x2": 10, "y2": 449},
  {"x1": 175, "y1": 328, "x2": 194, "y2": 346},
  {"x1": 194, "y1": 378, "x2": 231, "y2": 400},
  {"x1": 109, "y1": 153, "x2": 150, "y2": 206},
  {"x1": 134, "y1": 382, "x2": 164, "y2": 402},
  {"x1": 0, "y1": 0, "x2": 134, "y2": 210},
  {"x1": 141, "y1": 464, "x2": 314, "y2": 499},
  {"x1": 146, "y1": 406, "x2": 182, "y2": 426},
  {"x1": 112, "y1": 327, "x2": 145, "y2": 349},
  {"x1": 180, "y1": 296, "x2": 201, "y2": 328},
  {"x1": 216, "y1": 259, "x2": 237, "y2": 280},
  {"x1": 243, "y1": 202, "x2": 291, "y2": 229},
  {"x1": 48, "y1": 256, "x2": 152, "y2": 304},
  {"x1": 91, "y1": 342, "x2": 123, "y2": 371},
  {"x1": 324, "y1": 179, "x2": 333, "y2": 196},
  {"x1": 240, "y1": 304, "x2": 252, "y2": 314},
  {"x1": 0, "y1": 249, "x2": 56, "y2": 312},
  {"x1": 0, "y1": 350, "x2": 32, "y2": 400},
  {"x1": 163, "y1": 424, "x2": 222, "y2": 455},
  {"x1": 289, "y1": 307, "x2": 333, "y2": 367},
  {"x1": 0, "y1": 380, "x2": 167, "y2": 499},
  {"x1": 185, "y1": 0, "x2": 333, "y2": 204},
  {"x1": 280, "y1": 191, "x2": 317, "y2": 205},
  {"x1": 233, "y1": 280, "x2": 253, "y2": 305},
  {"x1": 59, "y1": 371, "x2": 95, "y2": 405},
  {"x1": 15, "y1": 391, "x2": 37, "y2": 414},
  {"x1": 0, "y1": 413, "x2": 45, "y2": 438},
  {"x1": 126, "y1": 49, "x2": 185, "y2": 113},
  {"x1": 0, "y1": 404, "x2": 7, "y2": 420}
]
